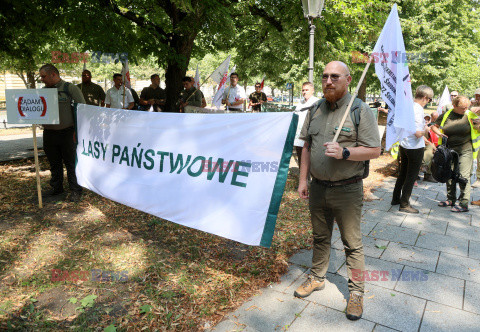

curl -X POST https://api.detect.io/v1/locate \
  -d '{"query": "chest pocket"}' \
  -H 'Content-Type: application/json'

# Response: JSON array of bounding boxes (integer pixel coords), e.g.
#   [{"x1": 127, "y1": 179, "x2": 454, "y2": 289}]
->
[{"x1": 335, "y1": 126, "x2": 355, "y2": 145}]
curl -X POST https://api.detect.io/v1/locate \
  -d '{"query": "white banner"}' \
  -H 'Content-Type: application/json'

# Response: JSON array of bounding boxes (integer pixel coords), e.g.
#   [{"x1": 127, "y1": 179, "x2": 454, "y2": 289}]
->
[
  {"x1": 75, "y1": 105, "x2": 297, "y2": 247},
  {"x1": 373, "y1": 4, "x2": 416, "y2": 150}
]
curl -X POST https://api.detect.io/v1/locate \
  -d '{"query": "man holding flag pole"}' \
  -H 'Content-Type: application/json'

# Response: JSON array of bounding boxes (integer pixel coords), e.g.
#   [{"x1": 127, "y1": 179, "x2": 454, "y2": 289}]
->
[{"x1": 294, "y1": 4, "x2": 418, "y2": 321}]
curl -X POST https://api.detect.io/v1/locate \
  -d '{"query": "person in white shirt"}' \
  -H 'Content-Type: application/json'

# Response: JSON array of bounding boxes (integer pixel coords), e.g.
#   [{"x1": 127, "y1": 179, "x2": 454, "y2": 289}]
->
[
  {"x1": 222, "y1": 72, "x2": 246, "y2": 111},
  {"x1": 105, "y1": 73, "x2": 134, "y2": 110},
  {"x1": 294, "y1": 82, "x2": 319, "y2": 167},
  {"x1": 391, "y1": 85, "x2": 434, "y2": 213}
]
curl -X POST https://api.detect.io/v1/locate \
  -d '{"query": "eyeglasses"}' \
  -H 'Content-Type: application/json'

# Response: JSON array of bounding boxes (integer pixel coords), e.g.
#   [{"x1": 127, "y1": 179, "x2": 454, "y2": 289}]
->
[{"x1": 322, "y1": 74, "x2": 347, "y2": 82}]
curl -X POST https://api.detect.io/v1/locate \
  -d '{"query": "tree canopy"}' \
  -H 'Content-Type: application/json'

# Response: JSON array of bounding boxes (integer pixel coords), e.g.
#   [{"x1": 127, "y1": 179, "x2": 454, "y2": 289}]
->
[{"x1": 1, "y1": 0, "x2": 479, "y2": 104}]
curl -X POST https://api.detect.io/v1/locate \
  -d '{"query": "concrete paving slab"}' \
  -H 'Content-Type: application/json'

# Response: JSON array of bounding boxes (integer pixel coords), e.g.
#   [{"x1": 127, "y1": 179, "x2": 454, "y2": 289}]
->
[
  {"x1": 361, "y1": 220, "x2": 378, "y2": 236},
  {"x1": 420, "y1": 301, "x2": 480, "y2": 332},
  {"x1": 364, "y1": 199, "x2": 394, "y2": 212},
  {"x1": 366, "y1": 189, "x2": 387, "y2": 201},
  {"x1": 372, "y1": 325, "x2": 400, "y2": 332},
  {"x1": 415, "y1": 231, "x2": 468, "y2": 257},
  {"x1": 394, "y1": 267, "x2": 464, "y2": 309},
  {"x1": 429, "y1": 207, "x2": 472, "y2": 224},
  {"x1": 436, "y1": 252, "x2": 480, "y2": 283},
  {"x1": 212, "y1": 290, "x2": 307, "y2": 332},
  {"x1": 288, "y1": 302, "x2": 375, "y2": 332},
  {"x1": 362, "y1": 210, "x2": 405, "y2": 227},
  {"x1": 288, "y1": 248, "x2": 345, "y2": 273},
  {"x1": 332, "y1": 236, "x2": 389, "y2": 259},
  {"x1": 401, "y1": 214, "x2": 447, "y2": 235},
  {"x1": 337, "y1": 256, "x2": 404, "y2": 290},
  {"x1": 464, "y1": 281, "x2": 480, "y2": 315},
  {"x1": 380, "y1": 242, "x2": 439, "y2": 272},
  {"x1": 369, "y1": 224, "x2": 420, "y2": 246},
  {"x1": 285, "y1": 272, "x2": 349, "y2": 312},
  {"x1": 268, "y1": 264, "x2": 307, "y2": 294},
  {"x1": 362, "y1": 283, "x2": 426, "y2": 332},
  {"x1": 446, "y1": 222, "x2": 480, "y2": 242},
  {"x1": 468, "y1": 240, "x2": 480, "y2": 261}
]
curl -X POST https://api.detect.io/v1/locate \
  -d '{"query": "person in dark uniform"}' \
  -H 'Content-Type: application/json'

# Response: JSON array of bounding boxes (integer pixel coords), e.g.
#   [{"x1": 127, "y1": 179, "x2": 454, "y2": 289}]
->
[
  {"x1": 39, "y1": 64, "x2": 86, "y2": 202},
  {"x1": 139, "y1": 74, "x2": 166, "y2": 112},
  {"x1": 248, "y1": 83, "x2": 267, "y2": 112},
  {"x1": 77, "y1": 70, "x2": 105, "y2": 106},
  {"x1": 178, "y1": 76, "x2": 204, "y2": 112},
  {"x1": 294, "y1": 61, "x2": 381, "y2": 321}
]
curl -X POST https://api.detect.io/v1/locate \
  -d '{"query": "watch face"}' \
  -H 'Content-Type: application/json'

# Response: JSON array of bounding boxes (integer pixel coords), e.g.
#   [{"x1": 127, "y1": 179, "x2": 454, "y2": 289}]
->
[{"x1": 343, "y1": 148, "x2": 350, "y2": 159}]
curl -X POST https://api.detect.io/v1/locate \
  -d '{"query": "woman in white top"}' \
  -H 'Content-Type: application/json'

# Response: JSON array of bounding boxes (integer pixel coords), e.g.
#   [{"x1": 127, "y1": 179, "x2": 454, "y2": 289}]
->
[{"x1": 391, "y1": 85, "x2": 434, "y2": 213}]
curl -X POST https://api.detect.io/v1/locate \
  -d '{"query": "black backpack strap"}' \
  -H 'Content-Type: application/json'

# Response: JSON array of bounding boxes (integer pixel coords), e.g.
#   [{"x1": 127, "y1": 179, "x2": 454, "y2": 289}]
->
[{"x1": 306, "y1": 99, "x2": 325, "y2": 148}]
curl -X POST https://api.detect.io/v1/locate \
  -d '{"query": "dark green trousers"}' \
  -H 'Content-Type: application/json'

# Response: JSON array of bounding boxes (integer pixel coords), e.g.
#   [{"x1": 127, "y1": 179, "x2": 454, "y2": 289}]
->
[
  {"x1": 309, "y1": 179, "x2": 365, "y2": 293},
  {"x1": 447, "y1": 145, "x2": 473, "y2": 208}
]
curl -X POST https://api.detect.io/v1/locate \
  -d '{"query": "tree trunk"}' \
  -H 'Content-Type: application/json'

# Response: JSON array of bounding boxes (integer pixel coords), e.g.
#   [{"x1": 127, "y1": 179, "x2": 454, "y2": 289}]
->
[
  {"x1": 27, "y1": 71, "x2": 36, "y2": 89},
  {"x1": 163, "y1": 33, "x2": 197, "y2": 112}
]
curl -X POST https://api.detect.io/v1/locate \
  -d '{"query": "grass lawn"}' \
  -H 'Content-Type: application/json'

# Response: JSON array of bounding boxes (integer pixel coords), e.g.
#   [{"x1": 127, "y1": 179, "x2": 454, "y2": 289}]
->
[{"x1": 0, "y1": 153, "x2": 396, "y2": 331}]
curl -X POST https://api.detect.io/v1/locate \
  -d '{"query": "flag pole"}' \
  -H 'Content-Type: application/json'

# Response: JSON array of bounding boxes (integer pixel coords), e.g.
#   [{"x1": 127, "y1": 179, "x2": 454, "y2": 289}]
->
[
  {"x1": 332, "y1": 57, "x2": 373, "y2": 143},
  {"x1": 32, "y1": 124, "x2": 43, "y2": 208}
]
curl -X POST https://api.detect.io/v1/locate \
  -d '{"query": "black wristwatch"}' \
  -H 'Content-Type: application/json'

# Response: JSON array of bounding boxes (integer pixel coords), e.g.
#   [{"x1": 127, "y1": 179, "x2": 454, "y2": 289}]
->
[{"x1": 342, "y1": 147, "x2": 350, "y2": 160}]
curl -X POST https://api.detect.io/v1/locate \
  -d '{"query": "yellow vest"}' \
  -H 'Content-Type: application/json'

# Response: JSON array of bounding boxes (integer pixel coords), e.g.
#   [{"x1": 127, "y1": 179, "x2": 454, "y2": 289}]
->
[{"x1": 438, "y1": 109, "x2": 480, "y2": 159}]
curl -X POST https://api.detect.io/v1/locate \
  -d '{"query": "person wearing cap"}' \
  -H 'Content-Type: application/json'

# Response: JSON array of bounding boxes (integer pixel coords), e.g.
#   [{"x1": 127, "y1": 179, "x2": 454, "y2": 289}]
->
[{"x1": 422, "y1": 112, "x2": 439, "y2": 182}]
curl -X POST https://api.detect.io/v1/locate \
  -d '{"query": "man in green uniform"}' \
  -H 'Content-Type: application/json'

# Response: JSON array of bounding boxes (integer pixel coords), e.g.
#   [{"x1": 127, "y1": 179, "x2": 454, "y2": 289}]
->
[
  {"x1": 139, "y1": 74, "x2": 166, "y2": 112},
  {"x1": 248, "y1": 83, "x2": 267, "y2": 112},
  {"x1": 40, "y1": 64, "x2": 86, "y2": 202},
  {"x1": 178, "y1": 76, "x2": 204, "y2": 112},
  {"x1": 77, "y1": 70, "x2": 106, "y2": 106},
  {"x1": 295, "y1": 61, "x2": 381, "y2": 321}
]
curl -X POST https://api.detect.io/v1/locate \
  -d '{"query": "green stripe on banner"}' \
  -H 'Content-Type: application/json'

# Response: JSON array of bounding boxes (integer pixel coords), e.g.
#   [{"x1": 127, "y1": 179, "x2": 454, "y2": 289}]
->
[
  {"x1": 260, "y1": 113, "x2": 298, "y2": 247},
  {"x1": 73, "y1": 103, "x2": 79, "y2": 167}
]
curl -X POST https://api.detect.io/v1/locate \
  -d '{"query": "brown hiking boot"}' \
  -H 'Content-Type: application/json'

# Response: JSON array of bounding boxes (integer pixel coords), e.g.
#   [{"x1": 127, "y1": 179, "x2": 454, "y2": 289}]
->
[
  {"x1": 294, "y1": 275, "x2": 325, "y2": 298},
  {"x1": 346, "y1": 291, "x2": 364, "y2": 320},
  {"x1": 399, "y1": 205, "x2": 419, "y2": 214}
]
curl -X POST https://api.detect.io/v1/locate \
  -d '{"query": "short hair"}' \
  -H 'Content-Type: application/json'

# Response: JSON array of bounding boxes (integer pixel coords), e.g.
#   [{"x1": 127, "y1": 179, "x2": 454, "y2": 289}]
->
[
  {"x1": 452, "y1": 95, "x2": 471, "y2": 108},
  {"x1": 302, "y1": 82, "x2": 314, "y2": 90},
  {"x1": 151, "y1": 74, "x2": 159, "y2": 80},
  {"x1": 113, "y1": 73, "x2": 122, "y2": 80},
  {"x1": 39, "y1": 64, "x2": 59, "y2": 76},
  {"x1": 255, "y1": 82, "x2": 261, "y2": 87},
  {"x1": 230, "y1": 72, "x2": 239, "y2": 78},
  {"x1": 182, "y1": 76, "x2": 193, "y2": 83},
  {"x1": 414, "y1": 85, "x2": 434, "y2": 99},
  {"x1": 82, "y1": 70, "x2": 92, "y2": 76}
]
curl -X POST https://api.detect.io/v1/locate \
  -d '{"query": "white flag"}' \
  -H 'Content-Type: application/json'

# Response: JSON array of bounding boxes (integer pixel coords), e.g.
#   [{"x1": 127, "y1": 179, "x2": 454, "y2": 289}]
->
[
  {"x1": 373, "y1": 4, "x2": 416, "y2": 150},
  {"x1": 211, "y1": 60, "x2": 231, "y2": 108},
  {"x1": 436, "y1": 86, "x2": 451, "y2": 115},
  {"x1": 210, "y1": 55, "x2": 231, "y2": 84},
  {"x1": 194, "y1": 64, "x2": 200, "y2": 89},
  {"x1": 121, "y1": 60, "x2": 131, "y2": 89}
]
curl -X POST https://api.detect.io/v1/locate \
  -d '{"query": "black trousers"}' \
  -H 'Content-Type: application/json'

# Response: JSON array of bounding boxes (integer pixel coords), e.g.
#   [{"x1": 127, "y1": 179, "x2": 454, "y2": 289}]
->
[
  {"x1": 43, "y1": 127, "x2": 82, "y2": 193},
  {"x1": 393, "y1": 146, "x2": 424, "y2": 207}
]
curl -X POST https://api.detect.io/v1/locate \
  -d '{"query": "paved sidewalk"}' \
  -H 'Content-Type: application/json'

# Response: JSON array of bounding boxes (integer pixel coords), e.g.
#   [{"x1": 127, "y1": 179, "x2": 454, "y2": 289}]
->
[
  {"x1": 211, "y1": 177, "x2": 480, "y2": 332},
  {"x1": 0, "y1": 133, "x2": 43, "y2": 161}
]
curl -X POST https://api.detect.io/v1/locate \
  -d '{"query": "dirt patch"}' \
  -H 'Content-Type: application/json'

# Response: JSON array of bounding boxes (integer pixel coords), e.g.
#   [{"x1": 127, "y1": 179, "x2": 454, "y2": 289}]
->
[{"x1": 35, "y1": 286, "x2": 78, "y2": 319}]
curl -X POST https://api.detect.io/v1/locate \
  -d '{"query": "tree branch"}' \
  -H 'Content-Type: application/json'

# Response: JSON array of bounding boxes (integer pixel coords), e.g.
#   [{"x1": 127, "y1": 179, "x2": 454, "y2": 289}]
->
[{"x1": 248, "y1": 5, "x2": 283, "y2": 32}]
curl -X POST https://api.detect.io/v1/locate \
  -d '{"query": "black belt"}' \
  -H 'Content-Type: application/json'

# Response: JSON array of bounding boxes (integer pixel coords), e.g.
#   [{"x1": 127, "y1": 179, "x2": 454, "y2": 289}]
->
[{"x1": 314, "y1": 176, "x2": 363, "y2": 187}]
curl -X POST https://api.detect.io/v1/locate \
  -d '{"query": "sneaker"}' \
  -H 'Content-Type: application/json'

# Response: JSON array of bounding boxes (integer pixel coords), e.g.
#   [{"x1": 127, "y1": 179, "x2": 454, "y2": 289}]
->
[
  {"x1": 294, "y1": 275, "x2": 325, "y2": 298},
  {"x1": 68, "y1": 191, "x2": 82, "y2": 203},
  {"x1": 423, "y1": 174, "x2": 438, "y2": 183},
  {"x1": 346, "y1": 291, "x2": 364, "y2": 320},
  {"x1": 399, "y1": 205, "x2": 419, "y2": 214},
  {"x1": 472, "y1": 200, "x2": 480, "y2": 206}
]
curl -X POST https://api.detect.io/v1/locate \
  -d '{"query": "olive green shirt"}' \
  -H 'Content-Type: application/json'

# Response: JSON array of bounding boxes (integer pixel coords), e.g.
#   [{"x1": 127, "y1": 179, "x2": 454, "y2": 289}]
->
[
  {"x1": 179, "y1": 87, "x2": 203, "y2": 107},
  {"x1": 300, "y1": 93, "x2": 380, "y2": 181},
  {"x1": 44, "y1": 80, "x2": 86, "y2": 130},
  {"x1": 435, "y1": 111, "x2": 471, "y2": 149},
  {"x1": 77, "y1": 82, "x2": 106, "y2": 106}
]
